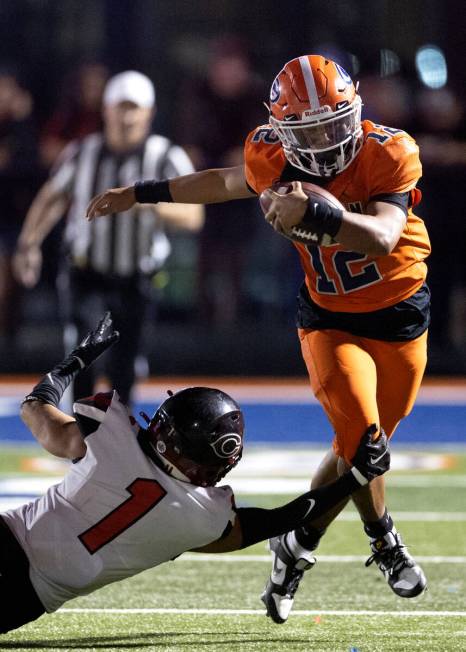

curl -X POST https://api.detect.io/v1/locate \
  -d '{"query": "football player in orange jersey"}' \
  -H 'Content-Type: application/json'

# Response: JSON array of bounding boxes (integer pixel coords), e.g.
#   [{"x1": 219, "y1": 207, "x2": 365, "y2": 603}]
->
[{"x1": 86, "y1": 54, "x2": 430, "y2": 621}]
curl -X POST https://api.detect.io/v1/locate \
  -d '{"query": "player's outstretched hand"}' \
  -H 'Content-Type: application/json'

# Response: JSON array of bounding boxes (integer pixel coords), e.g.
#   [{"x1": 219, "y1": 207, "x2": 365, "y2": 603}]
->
[
  {"x1": 86, "y1": 186, "x2": 136, "y2": 220},
  {"x1": 22, "y1": 313, "x2": 120, "y2": 409},
  {"x1": 72, "y1": 312, "x2": 120, "y2": 368},
  {"x1": 350, "y1": 425, "x2": 390, "y2": 485}
]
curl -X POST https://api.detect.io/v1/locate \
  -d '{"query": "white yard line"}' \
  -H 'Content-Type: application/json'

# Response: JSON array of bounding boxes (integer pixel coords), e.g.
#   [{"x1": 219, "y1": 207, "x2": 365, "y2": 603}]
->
[
  {"x1": 177, "y1": 553, "x2": 466, "y2": 563},
  {"x1": 320, "y1": 512, "x2": 466, "y2": 521},
  {"x1": 59, "y1": 607, "x2": 466, "y2": 617},
  {"x1": 229, "y1": 476, "x2": 466, "y2": 492},
  {"x1": 3, "y1": 473, "x2": 466, "y2": 501},
  {"x1": 2, "y1": 492, "x2": 466, "y2": 520}
]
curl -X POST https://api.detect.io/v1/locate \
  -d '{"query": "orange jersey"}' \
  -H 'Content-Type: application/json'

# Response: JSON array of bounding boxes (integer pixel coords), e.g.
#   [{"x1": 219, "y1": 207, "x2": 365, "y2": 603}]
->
[{"x1": 244, "y1": 120, "x2": 431, "y2": 312}]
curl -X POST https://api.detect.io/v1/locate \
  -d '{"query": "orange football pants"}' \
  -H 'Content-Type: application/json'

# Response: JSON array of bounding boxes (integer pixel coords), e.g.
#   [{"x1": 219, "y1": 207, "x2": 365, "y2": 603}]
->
[{"x1": 298, "y1": 328, "x2": 428, "y2": 464}]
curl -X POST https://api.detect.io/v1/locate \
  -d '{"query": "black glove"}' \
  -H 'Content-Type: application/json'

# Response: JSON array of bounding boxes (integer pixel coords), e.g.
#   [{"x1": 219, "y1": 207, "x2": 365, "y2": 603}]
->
[
  {"x1": 290, "y1": 197, "x2": 343, "y2": 245},
  {"x1": 350, "y1": 425, "x2": 390, "y2": 485},
  {"x1": 22, "y1": 312, "x2": 120, "y2": 408}
]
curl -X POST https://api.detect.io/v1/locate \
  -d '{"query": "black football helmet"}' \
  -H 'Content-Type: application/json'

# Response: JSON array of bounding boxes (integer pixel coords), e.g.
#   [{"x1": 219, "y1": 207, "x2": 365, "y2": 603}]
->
[{"x1": 145, "y1": 387, "x2": 244, "y2": 487}]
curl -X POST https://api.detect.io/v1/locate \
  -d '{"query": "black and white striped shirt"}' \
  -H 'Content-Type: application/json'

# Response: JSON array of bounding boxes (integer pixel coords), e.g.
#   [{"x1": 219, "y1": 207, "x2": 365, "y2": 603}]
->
[{"x1": 49, "y1": 133, "x2": 194, "y2": 276}]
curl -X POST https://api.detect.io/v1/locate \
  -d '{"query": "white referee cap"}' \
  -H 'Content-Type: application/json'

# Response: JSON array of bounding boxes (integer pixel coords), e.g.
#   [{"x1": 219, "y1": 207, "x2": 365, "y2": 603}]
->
[{"x1": 103, "y1": 71, "x2": 156, "y2": 109}]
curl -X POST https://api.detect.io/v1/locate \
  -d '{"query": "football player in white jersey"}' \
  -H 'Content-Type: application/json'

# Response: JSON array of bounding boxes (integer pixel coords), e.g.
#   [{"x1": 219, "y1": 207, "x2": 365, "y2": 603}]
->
[{"x1": 0, "y1": 313, "x2": 390, "y2": 634}]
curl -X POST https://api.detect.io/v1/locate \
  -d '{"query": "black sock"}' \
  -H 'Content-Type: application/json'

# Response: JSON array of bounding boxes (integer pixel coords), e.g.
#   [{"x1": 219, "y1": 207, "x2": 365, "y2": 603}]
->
[
  {"x1": 295, "y1": 524, "x2": 326, "y2": 550},
  {"x1": 363, "y1": 509, "x2": 394, "y2": 539}
]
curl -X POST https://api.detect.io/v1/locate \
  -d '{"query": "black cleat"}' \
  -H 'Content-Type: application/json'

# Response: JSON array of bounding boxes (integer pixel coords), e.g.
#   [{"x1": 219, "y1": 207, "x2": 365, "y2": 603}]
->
[
  {"x1": 365, "y1": 531, "x2": 427, "y2": 597},
  {"x1": 261, "y1": 534, "x2": 316, "y2": 624}
]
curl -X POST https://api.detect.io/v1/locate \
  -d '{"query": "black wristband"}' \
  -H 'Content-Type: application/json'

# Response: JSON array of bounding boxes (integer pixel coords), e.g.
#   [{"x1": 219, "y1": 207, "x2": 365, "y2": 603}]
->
[
  {"x1": 134, "y1": 180, "x2": 173, "y2": 204},
  {"x1": 25, "y1": 354, "x2": 84, "y2": 408},
  {"x1": 21, "y1": 395, "x2": 45, "y2": 407},
  {"x1": 25, "y1": 376, "x2": 65, "y2": 408},
  {"x1": 303, "y1": 199, "x2": 343, "y2": 238}
]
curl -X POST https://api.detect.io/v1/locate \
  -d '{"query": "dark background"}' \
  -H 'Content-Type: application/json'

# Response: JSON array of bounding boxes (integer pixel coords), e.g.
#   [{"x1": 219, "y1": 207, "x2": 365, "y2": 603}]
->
[{"x1": 0, "y1": 0, "x2": 465, "y2": 376}]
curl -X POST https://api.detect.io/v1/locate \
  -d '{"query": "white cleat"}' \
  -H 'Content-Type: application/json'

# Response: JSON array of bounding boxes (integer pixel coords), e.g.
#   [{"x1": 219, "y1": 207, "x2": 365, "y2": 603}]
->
[
  {"x1": 261, "y1": 534, "x2": 316, "y2": 624},
  {"x1": 366, "y1": 531, "x2": 427, "y2": 598}
]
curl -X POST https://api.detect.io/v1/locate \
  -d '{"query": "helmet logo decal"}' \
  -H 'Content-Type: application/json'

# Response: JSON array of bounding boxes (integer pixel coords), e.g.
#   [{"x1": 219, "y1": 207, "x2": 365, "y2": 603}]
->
[
  {"x1": 210, "y1": 433, "x2": 242, "y2": 459},
  {"x1": 156, "y1": 440, "x2": 167, "y2": 454},
  {"x1": 335, "y1": 63, "x2": 352, "y2": 84},
  {"x1": 270, "y1": 77, "x2": 280, "y2": 103},
  {"x1": 335, "y1": 100, "x2": 350, "y2": 110},
  {"x1": 302, "y1": 106, "x2": 331, "y2": 118}
]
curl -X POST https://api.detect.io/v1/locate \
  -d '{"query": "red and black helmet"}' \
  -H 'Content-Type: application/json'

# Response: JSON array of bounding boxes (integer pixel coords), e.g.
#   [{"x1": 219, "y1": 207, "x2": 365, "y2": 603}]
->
[{"x1": 145, "y1": 387, "x2": 244, "y2": 487}]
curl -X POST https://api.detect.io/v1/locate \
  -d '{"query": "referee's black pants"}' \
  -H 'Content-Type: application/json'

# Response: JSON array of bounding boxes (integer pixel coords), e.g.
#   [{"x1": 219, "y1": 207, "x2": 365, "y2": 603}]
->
[
  {"x1": 0, "y1": 517, "x2": 45, "y2": 634},
  {"x1": 58, "y1": 266, "x2": 153, "y2": 405}
]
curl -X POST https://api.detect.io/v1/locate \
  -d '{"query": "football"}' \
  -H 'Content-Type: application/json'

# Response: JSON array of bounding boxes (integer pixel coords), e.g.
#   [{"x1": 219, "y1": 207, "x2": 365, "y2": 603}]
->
[{"x1": 259, "y1": 181, "x2": 344, "y2": 246}]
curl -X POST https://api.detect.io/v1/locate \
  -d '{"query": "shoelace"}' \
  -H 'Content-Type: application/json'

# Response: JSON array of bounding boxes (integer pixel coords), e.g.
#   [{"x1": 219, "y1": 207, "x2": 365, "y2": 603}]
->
[
  {"x1": 365, "y1": 543, "x2": 411, "y2": 575},
  {"x1": 286, "y1": 569, "x2": 304, "y2": 597}
]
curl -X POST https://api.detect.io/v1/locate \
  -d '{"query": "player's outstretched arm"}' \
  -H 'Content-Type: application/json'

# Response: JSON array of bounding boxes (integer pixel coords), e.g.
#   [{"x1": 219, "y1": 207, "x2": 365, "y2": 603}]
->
[
  {"x1": 195, "y1": 427, "x2": 390, "y2": 553},
  {"x1": 21, "y1": 312, "x2": 120, "y2": 459},
  {"x1": 85, "y1": 165, "x2": 255, "y2": 220},
  {"x1": 20, "y1": 402, "x2": 84, "y2": 461}
]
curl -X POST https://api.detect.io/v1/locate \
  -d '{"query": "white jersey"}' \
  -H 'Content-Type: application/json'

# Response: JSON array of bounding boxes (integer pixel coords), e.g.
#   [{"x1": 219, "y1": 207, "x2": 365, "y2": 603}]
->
[{"x1": 3, "y1": 391, "x2": 235, "y2": 613}]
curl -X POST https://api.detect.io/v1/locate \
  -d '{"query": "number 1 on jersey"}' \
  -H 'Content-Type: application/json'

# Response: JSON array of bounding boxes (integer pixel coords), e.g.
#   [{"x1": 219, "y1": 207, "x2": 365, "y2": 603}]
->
[{"x1": 78, "y1": 478, "x2": 167, "y2": 554}]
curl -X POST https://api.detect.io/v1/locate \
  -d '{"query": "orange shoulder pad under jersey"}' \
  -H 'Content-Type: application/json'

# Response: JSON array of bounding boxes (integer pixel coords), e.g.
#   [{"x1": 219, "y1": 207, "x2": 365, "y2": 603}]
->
[{"x1": 244, "y1": 124, "x2": 287, "y2": 194}]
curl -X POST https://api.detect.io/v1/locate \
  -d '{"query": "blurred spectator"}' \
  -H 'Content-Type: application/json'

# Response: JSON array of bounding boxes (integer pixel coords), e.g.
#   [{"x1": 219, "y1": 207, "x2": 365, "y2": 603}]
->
[
  {"x1": 0, "y1": 68, "x2": 39, "y2": 342},
  {"x1": 359, "y1": 75, "x2": 413, "y2": 130},
  {"x1": 413, "y1": 87, "x2": 466, "y2": 354},
  {"x1": 39, "y1": 62, "x2": 109, "y2": 169},
  {"x1": 13, "y1": 70, "x2": 203, "y2": 405},
  {"x1": 175, "y1": 36, "x2": 266, "y2": 325}
]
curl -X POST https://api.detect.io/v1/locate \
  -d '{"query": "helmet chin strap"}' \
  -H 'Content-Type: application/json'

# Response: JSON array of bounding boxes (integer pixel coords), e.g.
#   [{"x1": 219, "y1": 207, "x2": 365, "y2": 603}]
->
[
  {"x1": 137, "y1": 423, "x2": 190, "y2": 483},
  {"x1": 317, "y1": 150, "x2": 344, "y2": 177},
  {"x1": 155, "y1": 450, "x2": 192, "y2": 483}
]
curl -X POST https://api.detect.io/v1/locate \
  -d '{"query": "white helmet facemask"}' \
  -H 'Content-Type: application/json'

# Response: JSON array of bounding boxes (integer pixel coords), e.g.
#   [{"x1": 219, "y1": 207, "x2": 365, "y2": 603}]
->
[{"x1": 270, "y1": 96, "x2": 363, "y2": 177}]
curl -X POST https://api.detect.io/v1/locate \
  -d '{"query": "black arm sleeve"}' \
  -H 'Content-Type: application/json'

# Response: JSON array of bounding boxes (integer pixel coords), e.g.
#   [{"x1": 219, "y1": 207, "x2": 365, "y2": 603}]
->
[
  {"x1": 236, "y1": 471, "x2": 360, "y2": 549},
  {"x1": 22, "y1": 355, "x2": 83, "y2": 408},
  {"x1": 134, "y1": 179, "x2": 173, "y2": 204},
  {"x1": 368, "y1": 191, "x2": 410, "y2": 216}
]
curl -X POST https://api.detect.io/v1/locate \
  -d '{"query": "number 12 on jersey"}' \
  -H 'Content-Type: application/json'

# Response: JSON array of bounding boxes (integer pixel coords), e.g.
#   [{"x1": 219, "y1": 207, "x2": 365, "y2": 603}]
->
[
  {"x1": 78, "y1": 478, "x2": 167, "y2": 554},
  {"x1": 308, "y1": 247, "x2": 382, "y2": 294}
]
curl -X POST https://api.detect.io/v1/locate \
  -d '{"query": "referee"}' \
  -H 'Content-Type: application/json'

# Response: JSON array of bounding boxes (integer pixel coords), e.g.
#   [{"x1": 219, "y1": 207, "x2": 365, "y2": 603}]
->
[{"x1": 14, "y1": 71, "x2": 203, "y2": 404}]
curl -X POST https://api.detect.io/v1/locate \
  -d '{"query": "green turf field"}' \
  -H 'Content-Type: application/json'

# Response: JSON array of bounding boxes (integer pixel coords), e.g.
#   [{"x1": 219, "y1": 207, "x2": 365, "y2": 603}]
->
[{"x1": 1, "y1": 447, "x2": 465, "y2": 651}]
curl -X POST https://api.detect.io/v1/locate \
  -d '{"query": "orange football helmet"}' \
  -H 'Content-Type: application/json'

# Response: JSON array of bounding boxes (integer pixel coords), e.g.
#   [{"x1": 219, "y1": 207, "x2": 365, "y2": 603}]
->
[{"x1": 268, "y1": 55, "x2": 363, "y2": 177}]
